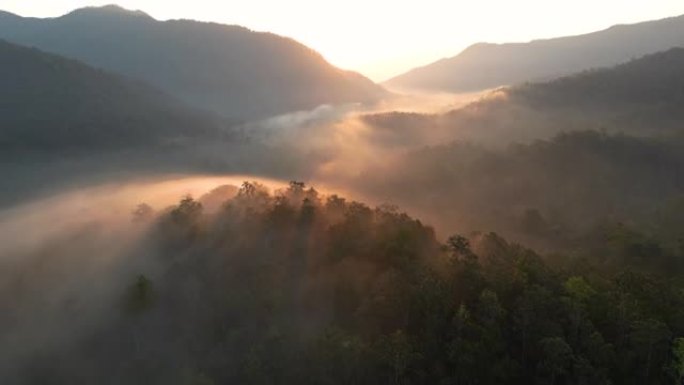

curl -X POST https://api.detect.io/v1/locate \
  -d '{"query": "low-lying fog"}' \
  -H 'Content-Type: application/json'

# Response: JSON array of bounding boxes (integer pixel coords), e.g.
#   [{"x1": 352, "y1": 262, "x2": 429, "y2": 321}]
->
[
  {"x1": 0, "y1": 166, "x2": 455, "y2": 380},
  {"x1": 0, "y1": 175, "x2": 327, "y2": 377},
  {"x1": 10, "y1": 86, "x2": 657, "y2": 379},
  {"x1": 0, "y1": 87, "x2": 481, "y2": 373}
]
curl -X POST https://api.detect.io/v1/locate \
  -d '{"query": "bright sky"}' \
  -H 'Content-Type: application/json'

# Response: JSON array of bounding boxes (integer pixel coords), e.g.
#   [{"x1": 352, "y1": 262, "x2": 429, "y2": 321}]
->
[{"x1": 2, "y1": 1, "x2": 684, "y2": 81}]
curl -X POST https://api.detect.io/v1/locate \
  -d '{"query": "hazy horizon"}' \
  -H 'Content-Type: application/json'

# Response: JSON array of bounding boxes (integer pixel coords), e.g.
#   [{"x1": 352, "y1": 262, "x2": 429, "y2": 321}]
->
[{"x1": 3, "y1": 0, "x2": 684, "y2": 80}]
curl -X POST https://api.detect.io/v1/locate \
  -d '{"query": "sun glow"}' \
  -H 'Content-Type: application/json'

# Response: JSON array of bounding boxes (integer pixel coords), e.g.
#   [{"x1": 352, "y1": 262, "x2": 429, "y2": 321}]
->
[{"x1": 3, "y1": 0, "x2": 684, "y2": 80}]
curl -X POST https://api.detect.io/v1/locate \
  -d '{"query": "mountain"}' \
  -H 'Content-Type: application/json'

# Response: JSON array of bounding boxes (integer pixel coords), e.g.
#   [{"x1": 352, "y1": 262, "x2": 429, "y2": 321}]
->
[
  {"x1": 367, "y1": 48, "x2": 684, "y2": 147},
  {"x1": 356, "y1": 48, "x2": 684, "y2": 250},
  {"x1": 509, "y1": 48, "x2": 684, "y2": 112},
  {"x1": 385, "y1": 14, "x2": 684, "y2": 92},
  {"x1": 0, "y1": 39, "x2": 229, "y2": 152},
  {"x1": 0, "y1": 5, "x2": 386, "y2": 120},
  {"x1": 356, "y1": 131, "x2": 684, "y2": 250}
]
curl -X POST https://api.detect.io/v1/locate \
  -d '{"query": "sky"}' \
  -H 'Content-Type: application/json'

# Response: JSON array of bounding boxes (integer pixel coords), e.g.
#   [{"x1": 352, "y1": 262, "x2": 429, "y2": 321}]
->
[{"x1": 2, "y1": 1, "x2": 684, "y2": 81}]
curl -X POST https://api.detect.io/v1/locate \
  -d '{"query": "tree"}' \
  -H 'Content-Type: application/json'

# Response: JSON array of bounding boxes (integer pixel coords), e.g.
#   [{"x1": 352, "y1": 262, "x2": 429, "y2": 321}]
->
[
  {"x1": 124, "y1": 274, "x2": 156, "y2": 316},
  {"x1": 377, "y1": 330, "x2": 415, "y2": 385},
  {"x1": 122, "y1": 274, "x2": 157, "y2": 355},
  {"x1": 538, "y1": 337, "x2": 573, "y2": 385},
  {"x1": 447, "y1": 235, "x2": 472, "y2": 258},
  {"x1": 630, "y1": 319, "x2": 672, "y2": 382},
  {"x1": 131, "y1": 203, "x2": 154, "y2": 222},
  {"x1": 171, "y1": 196, "x2": 203, "y2": 225},
  {"x1": 564, "y1": 276, "x2": 595, "y2": 303},
  {"x1": 671, "y1": 338, "x2": 684, "y2": 384}
]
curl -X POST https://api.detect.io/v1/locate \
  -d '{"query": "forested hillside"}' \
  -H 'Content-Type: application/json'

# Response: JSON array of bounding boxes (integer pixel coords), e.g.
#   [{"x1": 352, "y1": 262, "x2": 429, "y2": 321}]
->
[
  {"x1": 4, "y1": 182, "x2": 684, "y2": 385},
  {"x1": 0, "y1": 39, "x2": 230, "y2": 152},
  {"x1": 0, "y1": 5, "x2": 386, "y2": 120},
  {"x1": 367, "y1": 48, "x2": 684, "y2": 147},
  {"x1": 353, "y1": 49, "x2": 684, "y2": 255},
  {"x1": 355, "y1": 131, "x2": 684, "y2": 252}
]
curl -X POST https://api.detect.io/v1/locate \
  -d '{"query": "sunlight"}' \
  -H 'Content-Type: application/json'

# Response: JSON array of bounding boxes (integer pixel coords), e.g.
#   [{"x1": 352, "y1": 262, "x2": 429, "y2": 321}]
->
[{"x1": 3, "y1": 0, "x2": 684, "y2": 79}]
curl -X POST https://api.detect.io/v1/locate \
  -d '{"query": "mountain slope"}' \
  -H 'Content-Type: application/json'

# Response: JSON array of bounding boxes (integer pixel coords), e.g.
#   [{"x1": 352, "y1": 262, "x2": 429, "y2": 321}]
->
[
  {"x1": 0, "y1": 39, "x2": 228, "y2": 152},
  {"x1": 0, "y1": 5, "x2": 386, "y2": 120},
  {"x1": 367, "y1": 48, "x2": 684, "y2": 146},
  {"x1": 356, "y1": 48, "x2": 684, "y2": 250},
  {"x1": 385, "y1": 14, "x2": 684, "y2": 92}
]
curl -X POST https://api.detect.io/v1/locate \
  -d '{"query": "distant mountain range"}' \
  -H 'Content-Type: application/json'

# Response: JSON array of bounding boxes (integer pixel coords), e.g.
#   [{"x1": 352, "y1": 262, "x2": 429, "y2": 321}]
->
[
  {"x1": 0, "y1": 39, "x2": 229, "y2": 152},
  {"x1": 367, "y1": 48, "x2": 684, "y2": 146},
  {"x1": 0, "y1": 5, "x2": 386, "y2": 120},
  {"x1": 385, "y1": 14, "x2": 684, "y2": 92}
]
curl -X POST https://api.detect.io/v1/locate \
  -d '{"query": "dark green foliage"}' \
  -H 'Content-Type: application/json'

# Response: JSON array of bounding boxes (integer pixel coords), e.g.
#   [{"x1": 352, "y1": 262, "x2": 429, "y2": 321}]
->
[
  {"x1": 18, "y1": 186, "x2": 684, "y2": 385},
  {"x1": 671, "y1": 338, "x2": 684, "y2": 383},
  {"x1": 0, "y1": 39, "x2": 230, "y2": 152}
]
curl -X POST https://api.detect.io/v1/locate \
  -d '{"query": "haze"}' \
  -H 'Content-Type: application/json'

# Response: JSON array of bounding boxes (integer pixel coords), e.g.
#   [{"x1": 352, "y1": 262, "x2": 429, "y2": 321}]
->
[
  {"x1": 4, "y1": 1, "x2": 684, "y2": 383},
  {"x1": 3, "y1": 0, "x2": 684, "y2": 80}
]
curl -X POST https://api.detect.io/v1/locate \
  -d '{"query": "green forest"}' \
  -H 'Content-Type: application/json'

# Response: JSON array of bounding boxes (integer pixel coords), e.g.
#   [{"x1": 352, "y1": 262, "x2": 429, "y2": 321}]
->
[{"x1": 15, "y1": 181, "x2": 683, "y2": 385}]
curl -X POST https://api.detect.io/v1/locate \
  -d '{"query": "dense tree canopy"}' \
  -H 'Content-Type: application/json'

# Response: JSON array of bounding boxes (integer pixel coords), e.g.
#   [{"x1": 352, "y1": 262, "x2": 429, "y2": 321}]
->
[{"x1": 11, "y1": 182, "x2": 684, "y2": 385}]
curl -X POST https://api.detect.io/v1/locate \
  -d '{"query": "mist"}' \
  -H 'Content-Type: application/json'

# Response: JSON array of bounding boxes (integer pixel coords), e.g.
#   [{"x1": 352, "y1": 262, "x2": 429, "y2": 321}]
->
[
  {"x1": 0, "y1": 173, "x2": 442, "y2": 383},
  {"x1": 0, "y1": 83, "x2": 475, "y2": 379},
  {"x1": 3, "y1": 60, "x2": 684, "y2": 385},
  {"x1": 0, "y1": 176, "x2": 298, "y2": 380},
  {"x1": 6, "y1": 3, "x2": 684, "y2": 383}
]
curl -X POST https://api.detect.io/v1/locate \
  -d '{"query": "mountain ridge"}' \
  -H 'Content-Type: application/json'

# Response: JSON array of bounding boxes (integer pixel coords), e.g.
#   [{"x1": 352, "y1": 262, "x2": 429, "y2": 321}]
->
[
  {"x1": 0, "y1": 5, "x2": 386, "y2": 120},
  {"x1": 366, "y1": 47, "x2": 684, "y2": 149},
  {"x1": 385, "y1": 13, "x2": 684, "y2": 92}
]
